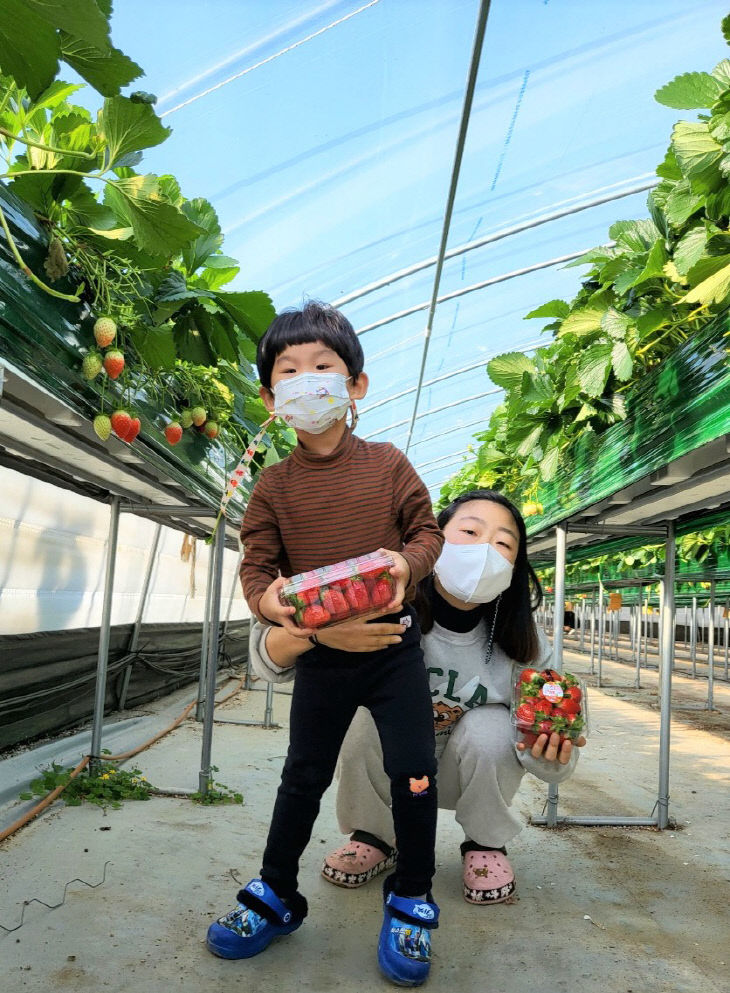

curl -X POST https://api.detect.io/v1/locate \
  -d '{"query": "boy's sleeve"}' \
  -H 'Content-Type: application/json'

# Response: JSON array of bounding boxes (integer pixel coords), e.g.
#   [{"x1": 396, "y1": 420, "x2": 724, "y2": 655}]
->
[
  {"x1": 390, "y1": 447, "x2": 443, "y2": 597},
  {"x1": 240, "y1": 472, "x2": 284, "y2": 621}
]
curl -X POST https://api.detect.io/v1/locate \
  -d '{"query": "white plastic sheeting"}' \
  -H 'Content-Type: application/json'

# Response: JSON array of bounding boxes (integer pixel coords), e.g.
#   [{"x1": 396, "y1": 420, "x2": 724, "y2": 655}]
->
[{"x1": 0, "y1": 466, "x2": 249, "y2": 635}]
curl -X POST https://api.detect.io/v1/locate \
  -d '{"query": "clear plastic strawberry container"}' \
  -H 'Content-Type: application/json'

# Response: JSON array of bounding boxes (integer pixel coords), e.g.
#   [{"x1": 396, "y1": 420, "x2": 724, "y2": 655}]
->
[
  {"x1": 279, "y1": 551, "x2": 395, "y2": 629},
  {"x1": 511, "y1": 665, "x2": 588, "y2": 746}
]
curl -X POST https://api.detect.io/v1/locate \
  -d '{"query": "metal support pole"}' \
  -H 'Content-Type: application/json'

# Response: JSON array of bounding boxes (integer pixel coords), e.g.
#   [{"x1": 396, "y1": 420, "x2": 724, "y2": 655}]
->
[
  {"x1": 724, "y1": 601, "x2": 729, "y2": 679},
  {"x1": 223, "y1": 548, "x2": 244, "y2": 639},
  {"x1": 690, "y1": 596, "x2": 697, "y2": 677},
  {"x1": 198, "y1": 523, "x2": 226, "y2": 796},
  {"x1": 589, "y1": 588, "x2": 597, "y2": 670},
  {"x1": 707, "y1": 580, "x2": 715, "y2": 711},
  {"x1": 196, "y1": 538, "x2": 216, "y2": 722},
  {"x1": 657, "y1": 523, "x2": 675, "y2": 830},
  {"x1": 596, "y1": 585, "x2": 604, "y2": 684},
  {"x1": 119, "y1": 522, "x2": 162, "y2": 710},
  {"x1": 263, "y1": 682, "x2": 275, "y2": 727},
  {"x1": 634, "y1": 587, "x2": 643, "y2": 690},
  {"x1": 546, "y1": 523, "x2": 567, "y2": 828},
  {"x1": 580, "y1": 598, "x2": 586, "y2": 651},
  {"x1": 89, "y1": 497, "x2": 121, "y2": 771}
]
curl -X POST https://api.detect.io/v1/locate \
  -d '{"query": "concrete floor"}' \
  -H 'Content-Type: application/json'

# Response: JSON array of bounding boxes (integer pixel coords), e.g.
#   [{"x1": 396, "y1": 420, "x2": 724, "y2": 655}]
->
[{"x1": 1, "y1": 651, "x2": 729, "y2": 993}]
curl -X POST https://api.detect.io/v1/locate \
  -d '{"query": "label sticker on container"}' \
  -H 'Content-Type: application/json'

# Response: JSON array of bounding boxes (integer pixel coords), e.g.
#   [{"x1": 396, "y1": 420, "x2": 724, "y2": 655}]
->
[{"x1": 541, "y1": 681, "x2": 564, "y2": 703}]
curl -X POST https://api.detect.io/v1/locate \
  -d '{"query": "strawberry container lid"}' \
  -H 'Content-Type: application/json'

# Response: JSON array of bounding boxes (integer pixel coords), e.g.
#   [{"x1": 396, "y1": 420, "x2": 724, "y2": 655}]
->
[{"x1": 281, "y1": 551, "x2": 394, "y2": 597}]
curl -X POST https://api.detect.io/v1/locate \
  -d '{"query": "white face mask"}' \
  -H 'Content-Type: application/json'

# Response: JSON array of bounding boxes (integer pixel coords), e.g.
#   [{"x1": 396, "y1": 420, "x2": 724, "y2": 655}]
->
[
  {"x1": 434, "y1": 540, "x2": 514, "y2": 604},
  {"x1": 272, "y1": 372, "x2": 352, "y2": 434}
]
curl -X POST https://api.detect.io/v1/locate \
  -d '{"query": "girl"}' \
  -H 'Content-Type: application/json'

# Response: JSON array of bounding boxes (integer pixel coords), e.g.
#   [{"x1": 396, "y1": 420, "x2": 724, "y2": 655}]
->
[{"x1": 249, "y1": 489, "x2": 585, "y2": 905}]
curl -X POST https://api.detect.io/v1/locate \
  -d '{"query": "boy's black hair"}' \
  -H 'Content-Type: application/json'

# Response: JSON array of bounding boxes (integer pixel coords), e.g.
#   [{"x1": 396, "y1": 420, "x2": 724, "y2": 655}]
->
[
  {"x1": 256, "y1": 300, "x2": 365, "y2": 390},
  {"x1": 414, "y1": 489, "x2": 544, "y2": 664}
]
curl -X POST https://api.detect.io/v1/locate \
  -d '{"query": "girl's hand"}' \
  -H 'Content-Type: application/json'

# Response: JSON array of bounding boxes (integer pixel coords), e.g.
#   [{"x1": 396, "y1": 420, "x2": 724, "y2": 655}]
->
[
  {"x1": 377, "y1": 548, "x2": 410, "y2": 611},
  {"x1": 316, "y1": 612, "x2": 406, "y2": 653},
  {"x1": 516, "y1": 732, "x2": 587, "y2": 764}
]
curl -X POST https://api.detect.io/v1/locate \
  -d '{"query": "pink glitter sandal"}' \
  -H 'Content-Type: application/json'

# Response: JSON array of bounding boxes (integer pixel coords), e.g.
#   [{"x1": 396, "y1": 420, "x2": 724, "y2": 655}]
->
[
  {"x1": 321, "y1": 838, "x2": 397, "y2": 888},
  {"x1": 462, "y1": 848, "x2": 516, "y2": 905}
]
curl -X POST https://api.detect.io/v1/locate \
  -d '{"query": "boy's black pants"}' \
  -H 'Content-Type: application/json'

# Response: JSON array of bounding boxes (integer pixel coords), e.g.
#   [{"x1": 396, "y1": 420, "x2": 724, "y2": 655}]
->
[{"x1": 260, "y1": 612, "x2": 437, "y2": 899}]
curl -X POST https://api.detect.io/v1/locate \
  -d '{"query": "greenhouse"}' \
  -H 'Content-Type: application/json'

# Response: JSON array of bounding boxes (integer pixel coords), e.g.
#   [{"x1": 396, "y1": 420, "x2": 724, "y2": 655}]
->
[{"x1": 1, "y1": 2, "x2": 729, "y2": 991}]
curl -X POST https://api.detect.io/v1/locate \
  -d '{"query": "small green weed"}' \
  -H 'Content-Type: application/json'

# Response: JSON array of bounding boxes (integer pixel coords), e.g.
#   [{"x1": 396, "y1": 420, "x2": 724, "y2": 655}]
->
[
  {"x1": 190, "y1": 766, "x2": 243, "y2": 805},
  {"x1": 19, "y1": 758, "x2": 154, "y2": 810}
]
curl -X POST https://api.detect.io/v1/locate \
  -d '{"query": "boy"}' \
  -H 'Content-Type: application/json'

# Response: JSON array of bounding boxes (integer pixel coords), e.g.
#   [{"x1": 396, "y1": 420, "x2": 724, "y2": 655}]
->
[{"x1": 206, "y1": 301, "x2": 443, "y2": 986}]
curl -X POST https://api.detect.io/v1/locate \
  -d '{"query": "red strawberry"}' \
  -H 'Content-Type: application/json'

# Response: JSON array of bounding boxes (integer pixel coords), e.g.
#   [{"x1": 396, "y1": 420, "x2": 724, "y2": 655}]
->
[
  {"x1": 515, "y1": 702, "x2": 537, "y2": 727},
  {"x1": 554, "y1": 697, "x2": 581, "y2": 716},
  {"x1": 520, "y1": 731, "x2": 539, "y2": 747},
  {"x1": 321, "y1": 587, "x2": 349, "y2": 617},
  {"x1": 519, "y1": 668, "x2": 542, "y2": 685},
  {"x1": 93, "y1": 316, "x2": 117, "y2": 347},
  {"x1": 110, "y1": 409, "x2": 132, "y2": 439},
  {"x1": 302, "y1": 604, "x2": 331, "y2": 628},
  {"x1": 125, "y1": 417, "x2": 141, "y2": 442},
  {"x1": 344, "y1": 577, "x2": 370, "y2": 612},
  {"x1": 369, "y1": 571, "x2": 393, "y2": 607},
  {"x1": 103, "y1": 349, "x2": 125, "y2": 379},
  {"x1": 299, "y1": 587, "x2": 321, "y2": 606},
  {"x1": 165, "y1": 421, "x2": 183, "y2": 445}
]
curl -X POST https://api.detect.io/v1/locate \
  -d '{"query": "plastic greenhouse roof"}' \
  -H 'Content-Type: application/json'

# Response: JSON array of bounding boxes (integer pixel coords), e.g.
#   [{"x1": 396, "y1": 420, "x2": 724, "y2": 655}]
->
[{"x1": 27, "y1": 1, "x2": 730, "y2": 497}]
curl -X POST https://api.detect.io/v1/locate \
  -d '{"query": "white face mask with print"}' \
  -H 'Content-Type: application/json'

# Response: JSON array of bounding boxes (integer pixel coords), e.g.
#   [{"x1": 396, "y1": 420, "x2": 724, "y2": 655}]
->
[
  {"x1": 272, "y1": 372, "x2": 353, "y2": 434},
  {"x1": 434, "y1": 540, "x2": 514, "y2": 604}
]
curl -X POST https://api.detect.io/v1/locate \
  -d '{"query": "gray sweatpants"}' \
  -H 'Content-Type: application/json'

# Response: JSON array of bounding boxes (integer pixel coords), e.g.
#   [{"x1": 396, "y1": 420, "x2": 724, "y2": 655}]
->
[{"x1": 335, "y1": 704, "x2": 526, "y2": 850}]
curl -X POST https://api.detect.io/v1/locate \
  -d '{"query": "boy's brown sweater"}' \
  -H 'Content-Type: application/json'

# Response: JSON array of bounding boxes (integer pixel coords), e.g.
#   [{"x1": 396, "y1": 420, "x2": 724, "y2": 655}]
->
[{"x1": 240, "y1": 428, "x2": 443, "y2": 621}]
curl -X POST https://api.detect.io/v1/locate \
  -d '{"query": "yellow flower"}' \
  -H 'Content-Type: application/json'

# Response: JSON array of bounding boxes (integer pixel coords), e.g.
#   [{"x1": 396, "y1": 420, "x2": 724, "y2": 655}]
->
[
  {"x1": 100, "y1": 773, "x2": 110, "y2": 780},
  {"x1": 109, "y1": 768, "x2": 117, "y2": 774}
]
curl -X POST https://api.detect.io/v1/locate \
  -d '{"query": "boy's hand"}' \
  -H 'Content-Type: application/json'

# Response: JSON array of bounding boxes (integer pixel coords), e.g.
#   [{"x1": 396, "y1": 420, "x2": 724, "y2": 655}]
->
[
  {"x1": 377, "y1": 548, "x2": 410, "y2": 611},
  {"x1": 258, "y1": 577, "x2": 315, "y2": 638},
  {"x1": 516, "y1": 732, "x2": 587, "y2": 764}
]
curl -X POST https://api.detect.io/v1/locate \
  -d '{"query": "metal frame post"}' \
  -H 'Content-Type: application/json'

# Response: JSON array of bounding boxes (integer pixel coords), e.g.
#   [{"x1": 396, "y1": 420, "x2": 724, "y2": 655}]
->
[
  {"x1": 119, "y1": 521, "x2": 162, "y2": 710},
  {"x1": 546, "y1": 523, "x2": 567, "y2": 828},
  {"x1": 196, "y1": 537, "x2": 216, "y2": 722},
  {"x1": 690, "y1": 596, "x2": 697, "y2": 677},
  {"x1": 89, "y1": 497, "x2": 121, "y2": 771},
  {"x1": 198, "y1": 523, "x2": 226, "y2": 796},
  {"x1": 596, "y1": 584, "x2": 605, "y2": 684},
  {"x1": 657, "y1": 523, "x2": 675, "y2": 830},
  {"x1": 707, "y1": 579, "x2": 715, "y2": 711},
  {"x1": 589, "y1": 587, "x2": 597, "y2": 670}
]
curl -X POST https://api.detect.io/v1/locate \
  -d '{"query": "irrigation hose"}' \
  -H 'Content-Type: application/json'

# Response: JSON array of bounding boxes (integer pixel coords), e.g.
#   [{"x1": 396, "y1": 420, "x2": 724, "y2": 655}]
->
[{"x1": 0, "y1": 675, "x2": 246, "y2": 844}]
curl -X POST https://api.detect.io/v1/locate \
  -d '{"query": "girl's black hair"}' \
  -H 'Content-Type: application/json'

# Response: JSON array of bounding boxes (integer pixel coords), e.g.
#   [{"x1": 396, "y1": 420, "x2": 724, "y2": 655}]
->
[
  {"x1": 256, "y1": 300, "x2": 365, "y2": 390},
  {"x1": 414, "y1": 489, "x2": 544, "y2": 664}
]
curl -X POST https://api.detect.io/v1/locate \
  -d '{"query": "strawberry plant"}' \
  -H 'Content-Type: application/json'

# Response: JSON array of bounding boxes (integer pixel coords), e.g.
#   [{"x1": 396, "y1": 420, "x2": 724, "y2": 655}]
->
[
  {"x1": 0, "y1": 4, "x2": 294, "y2": 493},
  {"x1": 439, "y1": 14, "x2": 730, "y2": 511}
]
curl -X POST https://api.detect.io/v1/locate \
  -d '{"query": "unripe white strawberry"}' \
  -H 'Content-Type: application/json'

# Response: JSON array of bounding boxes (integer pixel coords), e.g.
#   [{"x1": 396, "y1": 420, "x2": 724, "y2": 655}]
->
[
  {"x1": 93, "y1": 317, "x2": 117, "y2": 347},
  {"x1": 93, "y1": 414, "x2": 112, "y2": 440},
  {"x1": 82, "y1": 352, "x2": 103, "y2": 381},
  {"x1": 191, "y1": 405, "x2": 207, "y2": 426},
  {"x1": 180, "y1": 409, "x2": 194, "y2": 429},
  {"x1": 204, "y1": 420, "x2": 219, "y2": 439}
]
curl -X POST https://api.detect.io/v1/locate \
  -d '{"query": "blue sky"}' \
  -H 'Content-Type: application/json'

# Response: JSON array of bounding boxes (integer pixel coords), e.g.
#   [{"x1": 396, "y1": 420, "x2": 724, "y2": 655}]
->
[{"x1": 97, "y1": 0, "x2": 730, "y2": 494}]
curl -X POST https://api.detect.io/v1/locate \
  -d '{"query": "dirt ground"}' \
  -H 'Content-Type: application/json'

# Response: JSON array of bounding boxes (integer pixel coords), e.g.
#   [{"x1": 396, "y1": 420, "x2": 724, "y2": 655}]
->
[{"x1": 1, "y1": 648, "x2": 729, "y2": 993}]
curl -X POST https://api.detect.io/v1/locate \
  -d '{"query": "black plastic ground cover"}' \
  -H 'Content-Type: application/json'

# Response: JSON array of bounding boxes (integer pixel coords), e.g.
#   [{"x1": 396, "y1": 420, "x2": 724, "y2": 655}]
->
[{"x1": 0, "y1": 618, "x2": 250, "y2": 752}]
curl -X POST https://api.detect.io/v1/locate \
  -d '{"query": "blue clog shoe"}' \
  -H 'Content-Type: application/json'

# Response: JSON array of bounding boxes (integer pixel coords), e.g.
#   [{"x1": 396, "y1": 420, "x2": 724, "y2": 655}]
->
[
  {"x1": 377, "y1": 878, "x2": 439, "y2": 986},
  {"x1": 206, "y1": 879, "x2": 306, "y2": 959}
]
